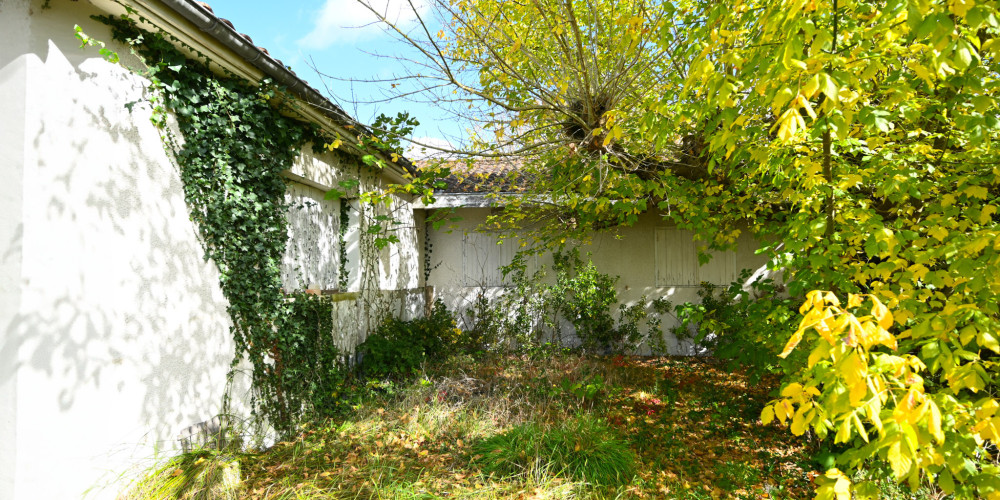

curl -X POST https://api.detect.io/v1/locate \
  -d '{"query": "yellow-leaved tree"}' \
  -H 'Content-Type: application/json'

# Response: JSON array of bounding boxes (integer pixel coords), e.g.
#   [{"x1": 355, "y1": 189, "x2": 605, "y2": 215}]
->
[
  {"x1": 676, "y1": 0, "x2": 1000, "y2": 498},
  {"x1": 351, "y1": 0, "x2": 1000, "y2": 495}
]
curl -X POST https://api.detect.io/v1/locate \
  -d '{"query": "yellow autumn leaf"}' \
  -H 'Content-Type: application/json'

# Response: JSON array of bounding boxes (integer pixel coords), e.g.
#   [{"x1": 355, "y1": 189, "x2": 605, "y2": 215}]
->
[
  {"x1": 815, "y1": 469, "x2": 852, "y2": 500},
  {"x1": 835, "y1": 417, "x2": 852, "y2": 443},
  {"x1": 852, "y1": 413, "x2": 869, "y2": 443},
  {"x1": 790, "y1": 410, "x2": 808, "y2": 435},
  {"x1": 808, "y1": 341, "x2": 831, "y2": 368},
  {"x1": 928, "y1": 400, "x2": 944, "y2": 444},
  {"x1": 840, "y1": 351, "x2": 868, "y2": 406},
  {"x1": 761, "y1": 405, "x2": 775, "y2": 425},
  {"x1": 908, "y1": 263, "x2": 930, "y2": 281},
  {"x1": 781, "y1": 383, "x2": 803, "y2": 398},
  {"x1": 774, "y1": 108, "x2": 803, "y2": 142},
  {"x1": 870, "y1": 296, "x2": 893, "y2": 330},
  {"x1": 847, "y1": 293, "x2": 863, "y2": 308},
  {"x1": 794, "y1": 94, "x2": 816, "y2": 119},
  {"x1": 779, "y1": 328, "x2": 805, "y2": 358},
  {"x1": 979, "y1": 205, "x2": 997, "y2": 224},
  {"x1": 776, "y1": 399, "x2": 793, "y2": 424},
  {"x1": 892, "y1": 387, "x2": 926, "y2": 425},
  {"x1": 887, "y1": 440, "x2": 913, "y2": 479},
  {"x1": 964, "y1": 185, "x2": 988, "y2": 199},
  {"x1": 949, "y1": 0, "x2": 974, "y2": 18},
  {"x1": 928, "y1": 226, "x2": 948, "y2": 241},
  {"x1": 802, "y1": 73, "x2": 820, "y2": 98},
  {"x1": 978, "y1": 331, "x2": 1000, "y2": 353}
]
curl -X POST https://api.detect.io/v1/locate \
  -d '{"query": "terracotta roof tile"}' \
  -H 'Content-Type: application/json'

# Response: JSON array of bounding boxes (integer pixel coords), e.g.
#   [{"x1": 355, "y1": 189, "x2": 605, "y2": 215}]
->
[{"x1": 420, "y1": 158, "x2": 532, "y2": 194}]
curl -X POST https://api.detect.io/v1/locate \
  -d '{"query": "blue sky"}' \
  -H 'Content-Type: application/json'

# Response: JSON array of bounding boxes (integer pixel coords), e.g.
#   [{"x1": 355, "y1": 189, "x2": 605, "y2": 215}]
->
[{"x1": 200, "y1": 0, "x2": 458, "y2": 155}]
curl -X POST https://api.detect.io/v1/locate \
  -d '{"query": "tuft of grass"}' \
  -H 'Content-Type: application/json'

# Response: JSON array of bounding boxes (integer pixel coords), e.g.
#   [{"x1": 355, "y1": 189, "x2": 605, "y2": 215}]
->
[
  {"x1": 120, "y1": 450, "x2": 241, "y2": 500},
  {"x1": 470, "y1": 414, "x2": 635, "y2": 487}
]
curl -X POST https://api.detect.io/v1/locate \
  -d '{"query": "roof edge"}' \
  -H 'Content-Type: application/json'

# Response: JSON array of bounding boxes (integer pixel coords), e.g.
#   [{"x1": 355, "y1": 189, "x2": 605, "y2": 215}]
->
[{"x1": 89, "y1": 0, "x2": 414, "y2": 183}]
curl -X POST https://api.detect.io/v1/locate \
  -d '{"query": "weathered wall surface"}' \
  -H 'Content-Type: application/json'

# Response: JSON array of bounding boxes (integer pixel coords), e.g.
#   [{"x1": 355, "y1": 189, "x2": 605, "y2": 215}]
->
[
  {"x1": 0, "y1": 2, "x2": 241, "y2": 498},
  {"x1": 0, "y1": 1, "x2": 31, "y2": 498},
  {"x1": 282, "y1": 181, "x2": 346, "y2": 291},
  {"x1": 0, "y1": 1, "x2": 424, "y2": 499},
  {"x1": 282, "y1": 160, "x2": 426, "y2": 358},
  {"x1": 425, "y1": 207, "x2": 775, "y2": 355}
]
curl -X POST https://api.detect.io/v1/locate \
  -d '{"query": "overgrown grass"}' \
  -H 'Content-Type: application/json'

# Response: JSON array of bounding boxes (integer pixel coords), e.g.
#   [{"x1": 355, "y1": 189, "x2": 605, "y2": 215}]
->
[
  {"x1": 470, "y1": 415, "x2": 635, "y2": 487},
  {"x1": 122, "y1": 354, "x2": 939, "y2": 499}
]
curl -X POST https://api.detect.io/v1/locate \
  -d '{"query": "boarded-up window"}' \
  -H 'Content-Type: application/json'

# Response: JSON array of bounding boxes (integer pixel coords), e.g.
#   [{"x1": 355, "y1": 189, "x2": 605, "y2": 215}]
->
[
  {"x1": 654, "y1": 226, "x2": 740, "y2": 286},
  {"x1": 699, "y1": 249, "x2": 738, "y2": 286},
  {"x1": 463, "y1": 232, "x2": 516, "y2": 287},
  {"x1": 281, "y1": 182, "x2": 343, "y2": 290},
  {"x1": 654, "y1": 227, "x2": 698, "y2": 286}
]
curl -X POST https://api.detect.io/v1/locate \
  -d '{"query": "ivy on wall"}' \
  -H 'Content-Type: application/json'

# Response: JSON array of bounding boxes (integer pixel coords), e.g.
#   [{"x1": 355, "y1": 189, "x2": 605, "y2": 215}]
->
[
  {"x1": 338, "y1": 198, "x2": 351, "y2": 291},
  {"x1": 93, "y1": 14, "x2": 349, "y2": 435}
]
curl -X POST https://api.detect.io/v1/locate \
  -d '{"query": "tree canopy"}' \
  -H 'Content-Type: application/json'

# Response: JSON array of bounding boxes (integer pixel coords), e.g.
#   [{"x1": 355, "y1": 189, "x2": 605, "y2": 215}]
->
[{"x1": 353, "y1": 0, "x2": 1000, "y2": 497}]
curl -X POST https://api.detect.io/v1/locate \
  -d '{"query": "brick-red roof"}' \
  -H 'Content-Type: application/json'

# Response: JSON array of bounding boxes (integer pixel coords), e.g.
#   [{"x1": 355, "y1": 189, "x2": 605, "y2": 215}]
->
[{"x1": 421, "y1": 159, "x2": 531, "y2": 194}]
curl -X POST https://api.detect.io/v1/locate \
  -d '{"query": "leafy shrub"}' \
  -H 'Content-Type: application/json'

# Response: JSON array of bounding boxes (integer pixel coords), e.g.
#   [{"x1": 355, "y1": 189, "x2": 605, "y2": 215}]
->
[
  {"x1": 458, "y1": 289, "x2": 504, "y2": 355},
  {"x1": 470, "y1": 415, "x2": 635, "y2": 486},
  {"x1": 550, "y1": 373, "x2": 607, "y2": 410},
  {"x1": 357, "y1": 299, "x2": 458, "y2": 378},
  {"x1": 668, "y1": 270, "x2": 799, "y2": 380},
  {"x1": 547, "y1": 249, "x2": 660, "y2": 353},
  {"x1": 498, "y1": 252, "x2": 550, "y2": 349},
  {"x1": 463, "y1": 249, "x2": 663, "y2": 355}
]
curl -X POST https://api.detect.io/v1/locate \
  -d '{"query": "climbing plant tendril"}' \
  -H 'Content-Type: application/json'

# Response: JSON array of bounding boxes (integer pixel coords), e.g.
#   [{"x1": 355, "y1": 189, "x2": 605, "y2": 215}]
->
[
  {"x1": 86, "y1": 6, "x2": 455, "y2": 437},
  {"x1": 94, "y1": 14, "x2": 349, "y2": 436}
]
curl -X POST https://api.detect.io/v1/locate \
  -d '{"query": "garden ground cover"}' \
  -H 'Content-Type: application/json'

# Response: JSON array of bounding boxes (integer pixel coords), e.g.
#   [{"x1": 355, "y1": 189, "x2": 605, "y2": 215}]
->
[{"x1": 129, "y1": 354, "x2": 931, "y2": 499}]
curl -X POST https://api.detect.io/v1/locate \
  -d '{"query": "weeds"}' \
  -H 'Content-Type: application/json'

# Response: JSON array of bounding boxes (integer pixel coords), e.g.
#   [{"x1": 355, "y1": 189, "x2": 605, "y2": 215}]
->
[
  {"x1": 469, "y1": 415, "x2": 635, "y2": 487},
  {"x1": 124, "y1": 354, "x2": 938, "y2": 499}
]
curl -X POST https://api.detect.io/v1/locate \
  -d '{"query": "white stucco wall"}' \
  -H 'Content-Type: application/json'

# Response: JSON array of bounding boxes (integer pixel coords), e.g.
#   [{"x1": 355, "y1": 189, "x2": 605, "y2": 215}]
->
[
  {"x1": 0, "y1": 1, "x2": 242, "y2": 498},
  {"x1": 0, "y1": 2, "x2": 31, "y2": 498},
  {"x1": 0, "y1": 1, "x2": 426, "y2": 498},
  {"x1": 284, "y1": 150, "x2": 423, "y2": 295},
  {"x1": 425, "y1": 208, "x2": 775, "y2": 354},
  {"x1": 282, "y1": 176, "x2": 426, "y2": 358}
]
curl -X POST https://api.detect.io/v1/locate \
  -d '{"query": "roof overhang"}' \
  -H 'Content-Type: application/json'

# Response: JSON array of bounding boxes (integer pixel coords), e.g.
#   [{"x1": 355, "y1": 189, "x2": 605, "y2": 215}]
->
[
  {"x1": 413, "y1": 193, "x2": 507, "y2": 209},
  {"x1": 86, "y1": 0, "x2": 412, "y2": 185}
]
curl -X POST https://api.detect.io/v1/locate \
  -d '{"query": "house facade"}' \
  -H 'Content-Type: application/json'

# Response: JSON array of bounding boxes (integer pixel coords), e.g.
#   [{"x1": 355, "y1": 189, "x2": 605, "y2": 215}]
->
[
  {"x1": 419, "y1": 162, "x2": 776, "y2": 354},
  {"x1": 1, "y1": 0, "x2": 773, "y2": 497},
  {"x1": 0, "y1": 0, "x2": 423, "y2": 498}
]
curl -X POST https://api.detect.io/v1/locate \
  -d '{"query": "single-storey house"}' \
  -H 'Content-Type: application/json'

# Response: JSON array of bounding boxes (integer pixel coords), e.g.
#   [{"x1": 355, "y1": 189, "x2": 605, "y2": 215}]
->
[
  {"x1": 1, "y1": 0, "x2": 424, "y2": 498},
  {"x1": 417, "y1": 160, "x2": 775, "y2": 354},
  {"x1": 1, "y1": 0, "x2": 774, "y2": 498}
]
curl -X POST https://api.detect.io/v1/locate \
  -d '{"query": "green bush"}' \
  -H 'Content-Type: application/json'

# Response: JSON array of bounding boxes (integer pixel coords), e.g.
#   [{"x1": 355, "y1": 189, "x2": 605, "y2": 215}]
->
[
  {"x1": 357, "y1": 299, "x2": 458, "y2": 378},
  {"x1": 669, "y1": 270, "x2": 800, "y2": 380},
  {"x1": 547, "y1": 249, "x2": 659, "y2": 353},
  {"x1": 470, "y1": 415, "x2": 635, "y2": 486},
  {"x1": 458, "y1": 290, "x2": 504, "y2": 355}
]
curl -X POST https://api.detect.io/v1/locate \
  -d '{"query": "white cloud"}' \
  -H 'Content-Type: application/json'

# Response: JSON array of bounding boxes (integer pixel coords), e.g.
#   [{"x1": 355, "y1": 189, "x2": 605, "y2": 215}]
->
[{"x1": 298, "y1": 0, "x2": 430, "y2": 49}]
